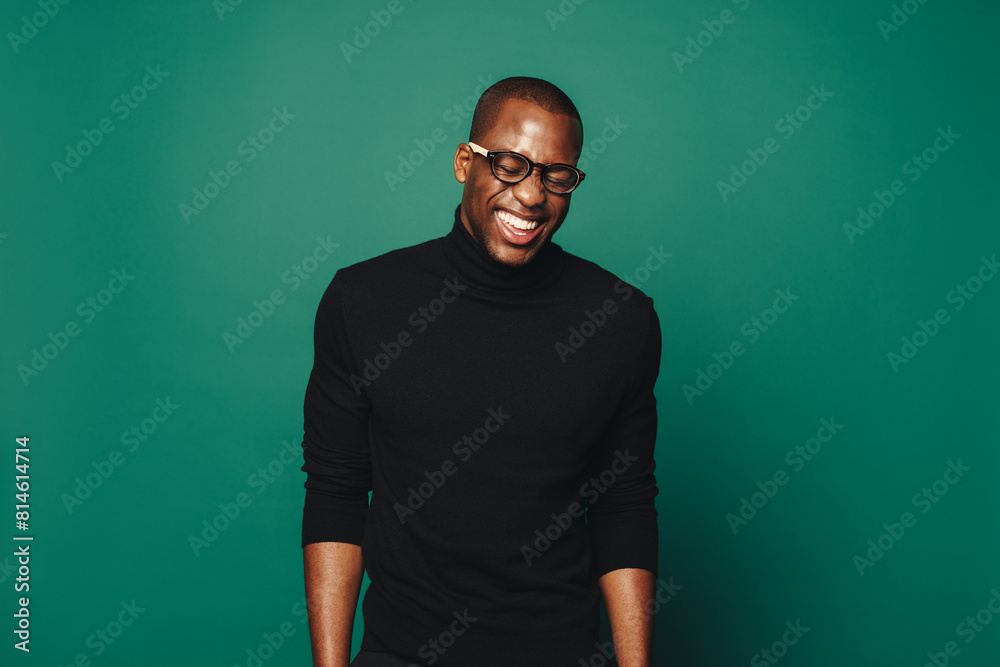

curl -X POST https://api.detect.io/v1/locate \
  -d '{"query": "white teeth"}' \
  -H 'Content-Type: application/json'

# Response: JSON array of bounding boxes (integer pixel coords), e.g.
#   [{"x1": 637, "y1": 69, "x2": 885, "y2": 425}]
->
[{"x1": 497, "y1": 210, "x2": 539, "y2": 231}]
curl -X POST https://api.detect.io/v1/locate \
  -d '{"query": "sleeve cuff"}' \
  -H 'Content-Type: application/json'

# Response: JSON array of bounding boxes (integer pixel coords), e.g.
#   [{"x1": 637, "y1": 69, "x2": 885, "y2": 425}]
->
[{"x1": 301, "y1": 490, "x2": 367, "y2": 548}]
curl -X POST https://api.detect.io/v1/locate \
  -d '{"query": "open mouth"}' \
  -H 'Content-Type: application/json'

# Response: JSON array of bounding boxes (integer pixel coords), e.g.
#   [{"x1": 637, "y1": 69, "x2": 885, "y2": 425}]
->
[{"x1": 495, "y1": 209, "x2": 545, "y2": 245}]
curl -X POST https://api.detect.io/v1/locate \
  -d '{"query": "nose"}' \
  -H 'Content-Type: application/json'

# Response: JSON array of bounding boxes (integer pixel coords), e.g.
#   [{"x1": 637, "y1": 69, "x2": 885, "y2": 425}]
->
[{"x1": 510, "y1": 167, "x2": 546, "y2": 208}]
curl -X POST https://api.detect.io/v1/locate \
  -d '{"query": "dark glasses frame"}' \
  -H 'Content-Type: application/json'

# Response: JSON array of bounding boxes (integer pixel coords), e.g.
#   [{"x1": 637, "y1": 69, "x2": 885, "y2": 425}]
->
[{"x1": 467, "y1": 142, "x2": 586, "y2": 194}]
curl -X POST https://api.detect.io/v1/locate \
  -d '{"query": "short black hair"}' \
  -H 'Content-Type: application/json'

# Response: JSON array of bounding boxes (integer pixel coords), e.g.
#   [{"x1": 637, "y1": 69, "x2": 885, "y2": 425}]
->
[{"x1": 469, "y1": 76, "x2": 583, "y2": 150}]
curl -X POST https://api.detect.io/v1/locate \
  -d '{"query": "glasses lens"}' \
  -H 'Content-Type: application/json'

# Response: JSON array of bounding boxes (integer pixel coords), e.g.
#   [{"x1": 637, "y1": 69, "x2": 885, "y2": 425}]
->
[
  {"x1": 491, "y1": 153, "x2": 530, "y2": 182},
  {"x1": 542, "y1": 166, "x2": 580, "y2": 194}
]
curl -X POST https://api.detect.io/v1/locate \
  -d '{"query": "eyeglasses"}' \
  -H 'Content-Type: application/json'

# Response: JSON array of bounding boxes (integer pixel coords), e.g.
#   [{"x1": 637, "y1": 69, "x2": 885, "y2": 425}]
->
[{"x1": 468, "y1": 142, "x2": 586, "y2": 194}]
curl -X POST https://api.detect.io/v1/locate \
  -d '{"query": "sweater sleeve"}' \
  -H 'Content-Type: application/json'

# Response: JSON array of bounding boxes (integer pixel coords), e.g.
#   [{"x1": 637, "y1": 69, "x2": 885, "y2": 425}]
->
[
  {"x1": 300, "y1": 271, "x2": 372, "y2": 547},
  {"x1": 585, "y1": 301, "x2": 662, "y2": 578}
]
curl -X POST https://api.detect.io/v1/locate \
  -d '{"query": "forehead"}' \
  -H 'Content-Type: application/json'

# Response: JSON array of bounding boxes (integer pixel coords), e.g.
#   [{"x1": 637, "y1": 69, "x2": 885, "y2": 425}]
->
[{"x1": 482, "y1": 98, "x2": 581, "y2": 163}]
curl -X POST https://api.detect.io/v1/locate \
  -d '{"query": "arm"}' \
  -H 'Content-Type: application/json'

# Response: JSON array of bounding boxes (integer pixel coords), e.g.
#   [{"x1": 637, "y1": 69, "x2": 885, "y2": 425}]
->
[
  {"x1": 300, "y1": 272, "x2": 373, "y2": 666},
  {"x1": 304, "y1": 541, "x2": 364, "y2": 667},
  {"x1": 586, "y1": 300, "x2": 662, "y2": 665},
  {"x1": 599, "y1": 567, "x2": 655, "y2": 667}
]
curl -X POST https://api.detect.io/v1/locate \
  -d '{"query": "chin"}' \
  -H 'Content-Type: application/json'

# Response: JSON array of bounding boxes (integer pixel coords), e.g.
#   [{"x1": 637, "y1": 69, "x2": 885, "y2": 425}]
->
[{"x1": 487, "y1": 235, "x2": 545, "y2": 267}]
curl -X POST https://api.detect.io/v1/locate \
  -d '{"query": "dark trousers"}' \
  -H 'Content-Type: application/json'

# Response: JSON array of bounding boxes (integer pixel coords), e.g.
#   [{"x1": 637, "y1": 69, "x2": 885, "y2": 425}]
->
[{"x1": 349, "y1": 649, "x2": 413, "y2": 667}]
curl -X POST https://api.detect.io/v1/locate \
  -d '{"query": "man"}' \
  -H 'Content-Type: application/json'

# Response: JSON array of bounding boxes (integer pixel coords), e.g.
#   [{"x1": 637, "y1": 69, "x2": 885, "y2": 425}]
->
[{"x1": 301, "y1": 76, "x2": 661, "y2": 667}]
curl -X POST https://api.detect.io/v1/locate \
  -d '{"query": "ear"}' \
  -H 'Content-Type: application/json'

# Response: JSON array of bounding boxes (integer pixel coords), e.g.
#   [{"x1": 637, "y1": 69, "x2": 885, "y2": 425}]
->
[{"x1": 453, "y1": 143, "x2": 473, "y2": 183}]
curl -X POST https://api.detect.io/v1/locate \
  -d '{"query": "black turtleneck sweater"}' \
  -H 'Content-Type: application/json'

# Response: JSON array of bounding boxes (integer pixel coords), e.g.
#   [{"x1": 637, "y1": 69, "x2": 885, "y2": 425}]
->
[{"x1": 301, "y1": 205, "x2": 661, "y2": 666}]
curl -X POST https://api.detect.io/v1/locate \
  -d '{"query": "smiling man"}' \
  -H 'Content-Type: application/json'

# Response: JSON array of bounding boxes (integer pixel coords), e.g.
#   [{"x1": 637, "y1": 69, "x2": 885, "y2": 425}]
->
[
  {"x1": 454, "y1": 94, "x2": 581, "y2": 266},
  {"x1": 301, "y1": 77, "x2": 662, "y2": 667}
]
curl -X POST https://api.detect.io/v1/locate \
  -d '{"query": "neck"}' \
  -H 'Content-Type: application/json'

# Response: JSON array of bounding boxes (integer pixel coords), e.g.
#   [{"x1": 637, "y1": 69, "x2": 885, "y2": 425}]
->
[{"x1": 441, "y1": 204, "x2": 564, "y2": 293}]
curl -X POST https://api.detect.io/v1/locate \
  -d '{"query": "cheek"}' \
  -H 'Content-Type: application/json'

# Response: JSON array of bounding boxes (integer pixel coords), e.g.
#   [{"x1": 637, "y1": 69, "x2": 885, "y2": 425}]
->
[{"x1": 475, "y1": 183, "x2": 507, "y2": 208}]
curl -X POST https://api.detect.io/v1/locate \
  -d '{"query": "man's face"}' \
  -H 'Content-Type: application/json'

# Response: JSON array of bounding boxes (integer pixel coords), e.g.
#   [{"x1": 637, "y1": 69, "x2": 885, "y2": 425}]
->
[{"x1": 453, "y1": 98, "x2": 582, "y2": 267}]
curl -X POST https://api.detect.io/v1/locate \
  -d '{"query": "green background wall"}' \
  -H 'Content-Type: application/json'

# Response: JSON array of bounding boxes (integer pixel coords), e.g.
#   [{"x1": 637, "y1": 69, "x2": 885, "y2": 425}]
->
[{"x1": 2, "y1": 0, "x2": 998, "y2": 665}]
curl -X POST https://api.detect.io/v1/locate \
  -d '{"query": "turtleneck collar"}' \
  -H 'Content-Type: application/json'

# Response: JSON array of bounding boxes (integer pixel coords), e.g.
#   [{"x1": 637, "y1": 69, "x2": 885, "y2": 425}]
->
[{"x1": 440, "y1": 204, "x2": 565, "y2": 294}]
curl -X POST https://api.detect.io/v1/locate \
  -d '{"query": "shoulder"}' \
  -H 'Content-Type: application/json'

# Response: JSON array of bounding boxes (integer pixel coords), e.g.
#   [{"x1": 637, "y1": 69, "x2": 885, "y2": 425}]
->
[
  {"x1": 337, "y1": 237, "x2": 439, "y2": 285},
  {"x1": 553, "y1": 248, "x2": 661, "y2": 381},
  {"x1": 559, "y1": 248, "x2": 656, "y2": 317},
  {"x1": 321, "y1": 236, "x2": 445, "y2": 307}
]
